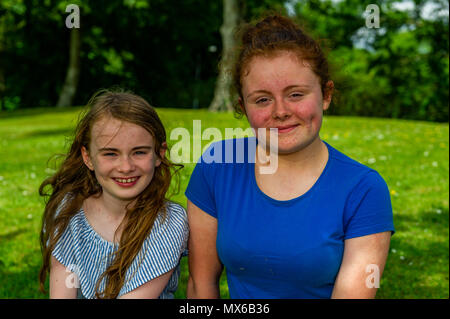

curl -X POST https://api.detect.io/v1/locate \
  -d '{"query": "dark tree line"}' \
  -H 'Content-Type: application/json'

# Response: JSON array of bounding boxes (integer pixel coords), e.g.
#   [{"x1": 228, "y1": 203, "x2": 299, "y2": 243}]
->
[{"x1": 0, "y1": 0, "x2": 448, "y2": 122}]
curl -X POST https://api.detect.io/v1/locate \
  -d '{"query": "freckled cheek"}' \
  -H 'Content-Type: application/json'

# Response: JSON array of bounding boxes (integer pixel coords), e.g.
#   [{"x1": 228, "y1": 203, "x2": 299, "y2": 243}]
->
[
  {"x1": 296, "y1": 102, "x2": 322, "y2": 128},
  {"x1": 92, "y1": 158, "x2": 118, "y2": 177},
  {"x1": 246, "y1": 109, "x2": 272, "y2": 128}
]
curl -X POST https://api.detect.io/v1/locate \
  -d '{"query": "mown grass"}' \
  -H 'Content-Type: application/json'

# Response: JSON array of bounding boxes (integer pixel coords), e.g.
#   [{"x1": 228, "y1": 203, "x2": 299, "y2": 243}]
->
[{"x1": 0, "y1": 107, "x2": 448, "y2": 299}]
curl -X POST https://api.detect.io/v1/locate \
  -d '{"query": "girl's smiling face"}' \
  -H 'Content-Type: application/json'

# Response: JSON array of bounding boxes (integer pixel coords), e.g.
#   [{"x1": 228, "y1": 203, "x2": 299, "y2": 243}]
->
[
  {"x1": 240, "y1": 51, "x2": 333, "y2": 155},
  {"x1": 81, "y1": 117, "x2": 163, "y2": 205}
]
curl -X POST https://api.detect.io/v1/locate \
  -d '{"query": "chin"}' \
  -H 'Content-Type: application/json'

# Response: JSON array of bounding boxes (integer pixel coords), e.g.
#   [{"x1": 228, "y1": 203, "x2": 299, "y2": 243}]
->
[{"x1": 277, "y1": 137, "x2": 318, "y2": 155}]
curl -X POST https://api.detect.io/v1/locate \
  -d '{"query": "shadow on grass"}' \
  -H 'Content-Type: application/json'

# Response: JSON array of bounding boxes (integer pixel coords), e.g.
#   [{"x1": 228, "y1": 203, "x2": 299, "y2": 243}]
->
[
  {"x1": 18, "y1": 127, "x2": 74, "y2": 139},
  {"x1": 0, "y1": 107, "x2": 82, "y2": 119},
  {"x1": 0, "y1": 255, "x2": 45, "y2": 299},
  {"x1": 379, "y1": 205, "x2": 449, "y2": 298},
  {"x1": 0, "y1": 228, "x2": 28, "y2": 241}
]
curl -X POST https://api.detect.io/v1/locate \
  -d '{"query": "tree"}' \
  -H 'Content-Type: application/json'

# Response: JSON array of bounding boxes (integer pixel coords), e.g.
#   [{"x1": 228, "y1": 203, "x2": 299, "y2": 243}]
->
[
  {"x1": 0, "y1": 13, "x2": 6, "y2": 111},
  {"x1": 209, "y1": 0, "x2": 239, "y2": 112},
  {"x1": 57, "y1": 27, "x2": 81, "y2": 107}
]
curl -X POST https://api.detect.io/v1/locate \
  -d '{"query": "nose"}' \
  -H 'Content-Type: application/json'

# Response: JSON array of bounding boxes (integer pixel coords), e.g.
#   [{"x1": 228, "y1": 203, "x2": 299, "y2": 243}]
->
[
  {"x1": 272, "y1": 99, "x2": 291, "y2": 120},
  {"x1": 117, "y1": 155, "x2": 135, "y2": 173}
]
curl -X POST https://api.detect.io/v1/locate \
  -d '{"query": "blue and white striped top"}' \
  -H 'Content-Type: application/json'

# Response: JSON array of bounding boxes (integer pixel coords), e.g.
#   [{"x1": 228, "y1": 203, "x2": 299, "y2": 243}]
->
[{"x1": 52, "y1": 201, "x2": 189, "y2": 299}]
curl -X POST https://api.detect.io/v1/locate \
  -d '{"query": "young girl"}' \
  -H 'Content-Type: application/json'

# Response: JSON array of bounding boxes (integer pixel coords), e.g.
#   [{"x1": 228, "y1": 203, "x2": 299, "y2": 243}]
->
[{"x1": 39, "y1": 90, "x2": 188, "y2": 299}]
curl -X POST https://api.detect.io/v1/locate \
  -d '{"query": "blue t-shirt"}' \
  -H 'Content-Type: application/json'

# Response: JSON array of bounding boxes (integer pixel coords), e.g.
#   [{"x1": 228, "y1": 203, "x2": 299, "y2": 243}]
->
[{"x1": 185, "y1": 137, "x2": 395, "y2": 299}]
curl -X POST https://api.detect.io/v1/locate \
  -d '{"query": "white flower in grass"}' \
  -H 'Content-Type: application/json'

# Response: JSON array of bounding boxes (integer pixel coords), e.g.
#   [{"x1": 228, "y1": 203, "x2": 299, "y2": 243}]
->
[
  {"x1": 379, "y1": 155, "x2": 387, "y2": 161},
  {"x1": 45, "y1": 168, "x2": 56, "y2": 175},
  {"x1": 424, "y1": 151, "x2": 429, "y2": 157},
  {"x1": 432, "y1": 161, "x2": 438, "y2": 167},
  {"x1": 0, "y1": 176, "x2": 3, "y2": 181},
  {"x1": 436, "y1": 209, "x2": 442, "y2": 215},
  {"x1": 27, "y1": 214, "x2": 33, "y2": 219},
  {"x1": 368, "y1": 158, "x2": 376, "y2": 164}
]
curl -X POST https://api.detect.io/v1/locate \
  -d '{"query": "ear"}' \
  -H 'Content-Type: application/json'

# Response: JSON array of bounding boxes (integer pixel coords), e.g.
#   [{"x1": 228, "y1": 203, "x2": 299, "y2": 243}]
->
[
  {"x1": 322, "y1": 80, "x2": 334, "y2": 111},
  {"x1": 156, "y1": 142, "x2": 167, "y2": 167},
  {"x1": 81, "y1": 146, "x2": 94, "y2": 171}
]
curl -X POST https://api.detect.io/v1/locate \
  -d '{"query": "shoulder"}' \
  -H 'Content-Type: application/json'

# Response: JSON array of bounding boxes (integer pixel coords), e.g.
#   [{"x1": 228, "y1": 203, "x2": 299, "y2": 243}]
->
[
  {"x1": 326, "y1": 142, "x2": 387, "y2": 185},
  {"x1": 164, "y1": 202, "x2": 188, "y2": 226},
  {"x1": 54, "y1": 192, "x2": 76, "y2": 217},
  {"x1": 151, "y1": 202, "x2": 189, "y2": 241},
  {"x1": 326, "y1": 142, "x2": 372, "y2": 174}
]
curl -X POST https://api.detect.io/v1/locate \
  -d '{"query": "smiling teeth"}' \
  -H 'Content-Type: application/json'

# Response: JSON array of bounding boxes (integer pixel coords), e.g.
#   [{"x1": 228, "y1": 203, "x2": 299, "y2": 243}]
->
[{"x1": 115, "y1": 177, "x2": 137, "y2": 183}]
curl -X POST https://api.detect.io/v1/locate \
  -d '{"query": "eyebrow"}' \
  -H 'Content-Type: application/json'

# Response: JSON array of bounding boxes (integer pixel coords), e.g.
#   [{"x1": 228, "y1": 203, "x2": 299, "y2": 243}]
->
[
  {"x1": 97, "y1": 146, "x2": 153, "y2": 152},
  {"x1": 246, "y1": 85, "x2": 311, "y2": 99}
]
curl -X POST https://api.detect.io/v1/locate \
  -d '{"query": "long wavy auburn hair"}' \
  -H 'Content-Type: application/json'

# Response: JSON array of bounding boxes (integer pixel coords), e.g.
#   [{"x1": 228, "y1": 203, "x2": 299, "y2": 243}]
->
[{"x1": 38, "y1": 89, "x2": 182, "y2": 298}]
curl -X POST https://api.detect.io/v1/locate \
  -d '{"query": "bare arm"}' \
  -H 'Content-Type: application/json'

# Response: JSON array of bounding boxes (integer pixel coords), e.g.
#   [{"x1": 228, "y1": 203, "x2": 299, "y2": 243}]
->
[
  {"x1": 331, "y1": 231, "x2": 391, "y2": 299},
  {"x1": 49, "y1": 256, "x2": 78, "y2": 299},
  {"x1": 186, "y1": 200, "x2": 223, "y2": 299},
  {"x1": 119, "y1": 269, "x2": 174, "y2": 299}
]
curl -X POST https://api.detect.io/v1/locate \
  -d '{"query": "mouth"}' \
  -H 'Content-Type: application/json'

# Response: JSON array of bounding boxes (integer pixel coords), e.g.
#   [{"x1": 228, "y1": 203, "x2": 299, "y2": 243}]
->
[
  {"x1": 275, "y1": 124, "x2": 299, "y2": 133},
  {"x1": 112, "y1": 176, "x2": 140, "y2": 187}
]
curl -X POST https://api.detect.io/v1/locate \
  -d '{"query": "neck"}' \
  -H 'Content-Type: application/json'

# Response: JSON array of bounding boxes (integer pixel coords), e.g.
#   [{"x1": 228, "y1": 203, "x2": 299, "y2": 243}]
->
[
  {"x1": 256, "y1": 136, "x2": 328, "y2": 175},
  {"x1": 97, "y1": 192, "x2": 133, "y2": 221}
]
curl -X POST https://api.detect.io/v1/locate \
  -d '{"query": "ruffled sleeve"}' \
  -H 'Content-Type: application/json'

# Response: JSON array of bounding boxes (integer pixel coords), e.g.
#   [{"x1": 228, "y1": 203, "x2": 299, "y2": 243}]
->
[{"x1": 51, "y1": 194, "x2": 80, "y2": 273}]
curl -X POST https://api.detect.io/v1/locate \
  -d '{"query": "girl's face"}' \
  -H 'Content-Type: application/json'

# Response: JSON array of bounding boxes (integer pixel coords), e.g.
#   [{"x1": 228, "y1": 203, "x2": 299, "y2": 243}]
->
[
  {"x1": 240, "y1": 51, "x2": 332, "y2": 155},
  {"x1": 81, "y1": 117, "x2": 164, "y2": 205}
]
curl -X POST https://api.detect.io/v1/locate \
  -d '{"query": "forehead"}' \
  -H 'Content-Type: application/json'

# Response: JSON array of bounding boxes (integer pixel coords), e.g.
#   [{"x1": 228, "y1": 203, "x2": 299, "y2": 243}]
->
[
  {"x1": 242, "y1": 51, "x2": 319, "y2": 91},
  {"x1": 90, "y1": 117, "x2": 154, "y2": 148}
]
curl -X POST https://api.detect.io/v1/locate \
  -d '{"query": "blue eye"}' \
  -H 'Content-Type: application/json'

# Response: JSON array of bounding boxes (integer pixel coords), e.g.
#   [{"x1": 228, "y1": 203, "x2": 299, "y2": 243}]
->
[
  {"x1": 134, "y1": 151, "x2": 147, "y2": 155},
  {"x1": 103, "y1": 152, "x2": 117, "y2": 157}
]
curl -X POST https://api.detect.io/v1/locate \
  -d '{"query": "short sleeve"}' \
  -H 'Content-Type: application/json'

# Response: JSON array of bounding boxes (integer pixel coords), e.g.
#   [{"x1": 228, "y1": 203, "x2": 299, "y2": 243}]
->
[
  {"x1": 118, "y1": 203, "x2": 189, "y2": 297},
  {"x1": 52, "y1": 221, "x2": 77, "y2": 268},
  {"x1": 185, "y1": 143, "x2": 218, "y2": 218},
  {"x1": 343, "y1": 171, "x2": 395, "y2": 240},
  {"x1": 51, "y1": 195, "x2": 78, "y2": 269}
]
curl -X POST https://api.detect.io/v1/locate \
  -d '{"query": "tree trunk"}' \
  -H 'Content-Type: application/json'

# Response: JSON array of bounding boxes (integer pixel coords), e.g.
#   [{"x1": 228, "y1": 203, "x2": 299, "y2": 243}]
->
[
  {"x1": 57, "y1": 27, "x2": 80, "y2": 107},
  {"x1": 0, "y1": 70, "x2": 5, "y2": 111},
  {"x1": 208, "y1": 0, "x2": 239, "y2": 112}
]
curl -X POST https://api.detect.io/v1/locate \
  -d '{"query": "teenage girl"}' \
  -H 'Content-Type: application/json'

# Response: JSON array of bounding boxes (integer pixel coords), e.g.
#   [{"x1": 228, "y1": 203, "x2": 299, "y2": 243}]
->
[{"x1": 186, "y1": 15, "x2": 394, "y2": 299}]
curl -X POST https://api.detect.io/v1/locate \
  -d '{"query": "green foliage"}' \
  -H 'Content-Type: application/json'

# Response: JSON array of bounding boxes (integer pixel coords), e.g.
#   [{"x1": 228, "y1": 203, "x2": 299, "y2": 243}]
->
[
  {"x1": 295, "y1": 0, "x2": 449, "y2": 122},
  {"x1": 0, "y1": 0, "x2": 448, "y2": 121},
  {"x1": 0, "y1": 108, "x2": 448, "y2": 298}
]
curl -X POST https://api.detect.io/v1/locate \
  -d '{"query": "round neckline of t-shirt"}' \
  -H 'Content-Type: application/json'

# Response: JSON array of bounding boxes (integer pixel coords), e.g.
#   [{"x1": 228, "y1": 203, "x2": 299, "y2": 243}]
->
[
  {"x1": 250, "y1": 139, "x2": 334, "y2": 206},
  {"x1": 79, "y1": 208, "x2": 118, "y2": 248}
]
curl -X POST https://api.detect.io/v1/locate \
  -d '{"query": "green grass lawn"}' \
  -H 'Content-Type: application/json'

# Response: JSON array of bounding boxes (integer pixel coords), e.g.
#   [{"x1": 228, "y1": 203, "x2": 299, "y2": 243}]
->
[{"x1": 0, "y1": 107, "x2": 448, "y2": 299}]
